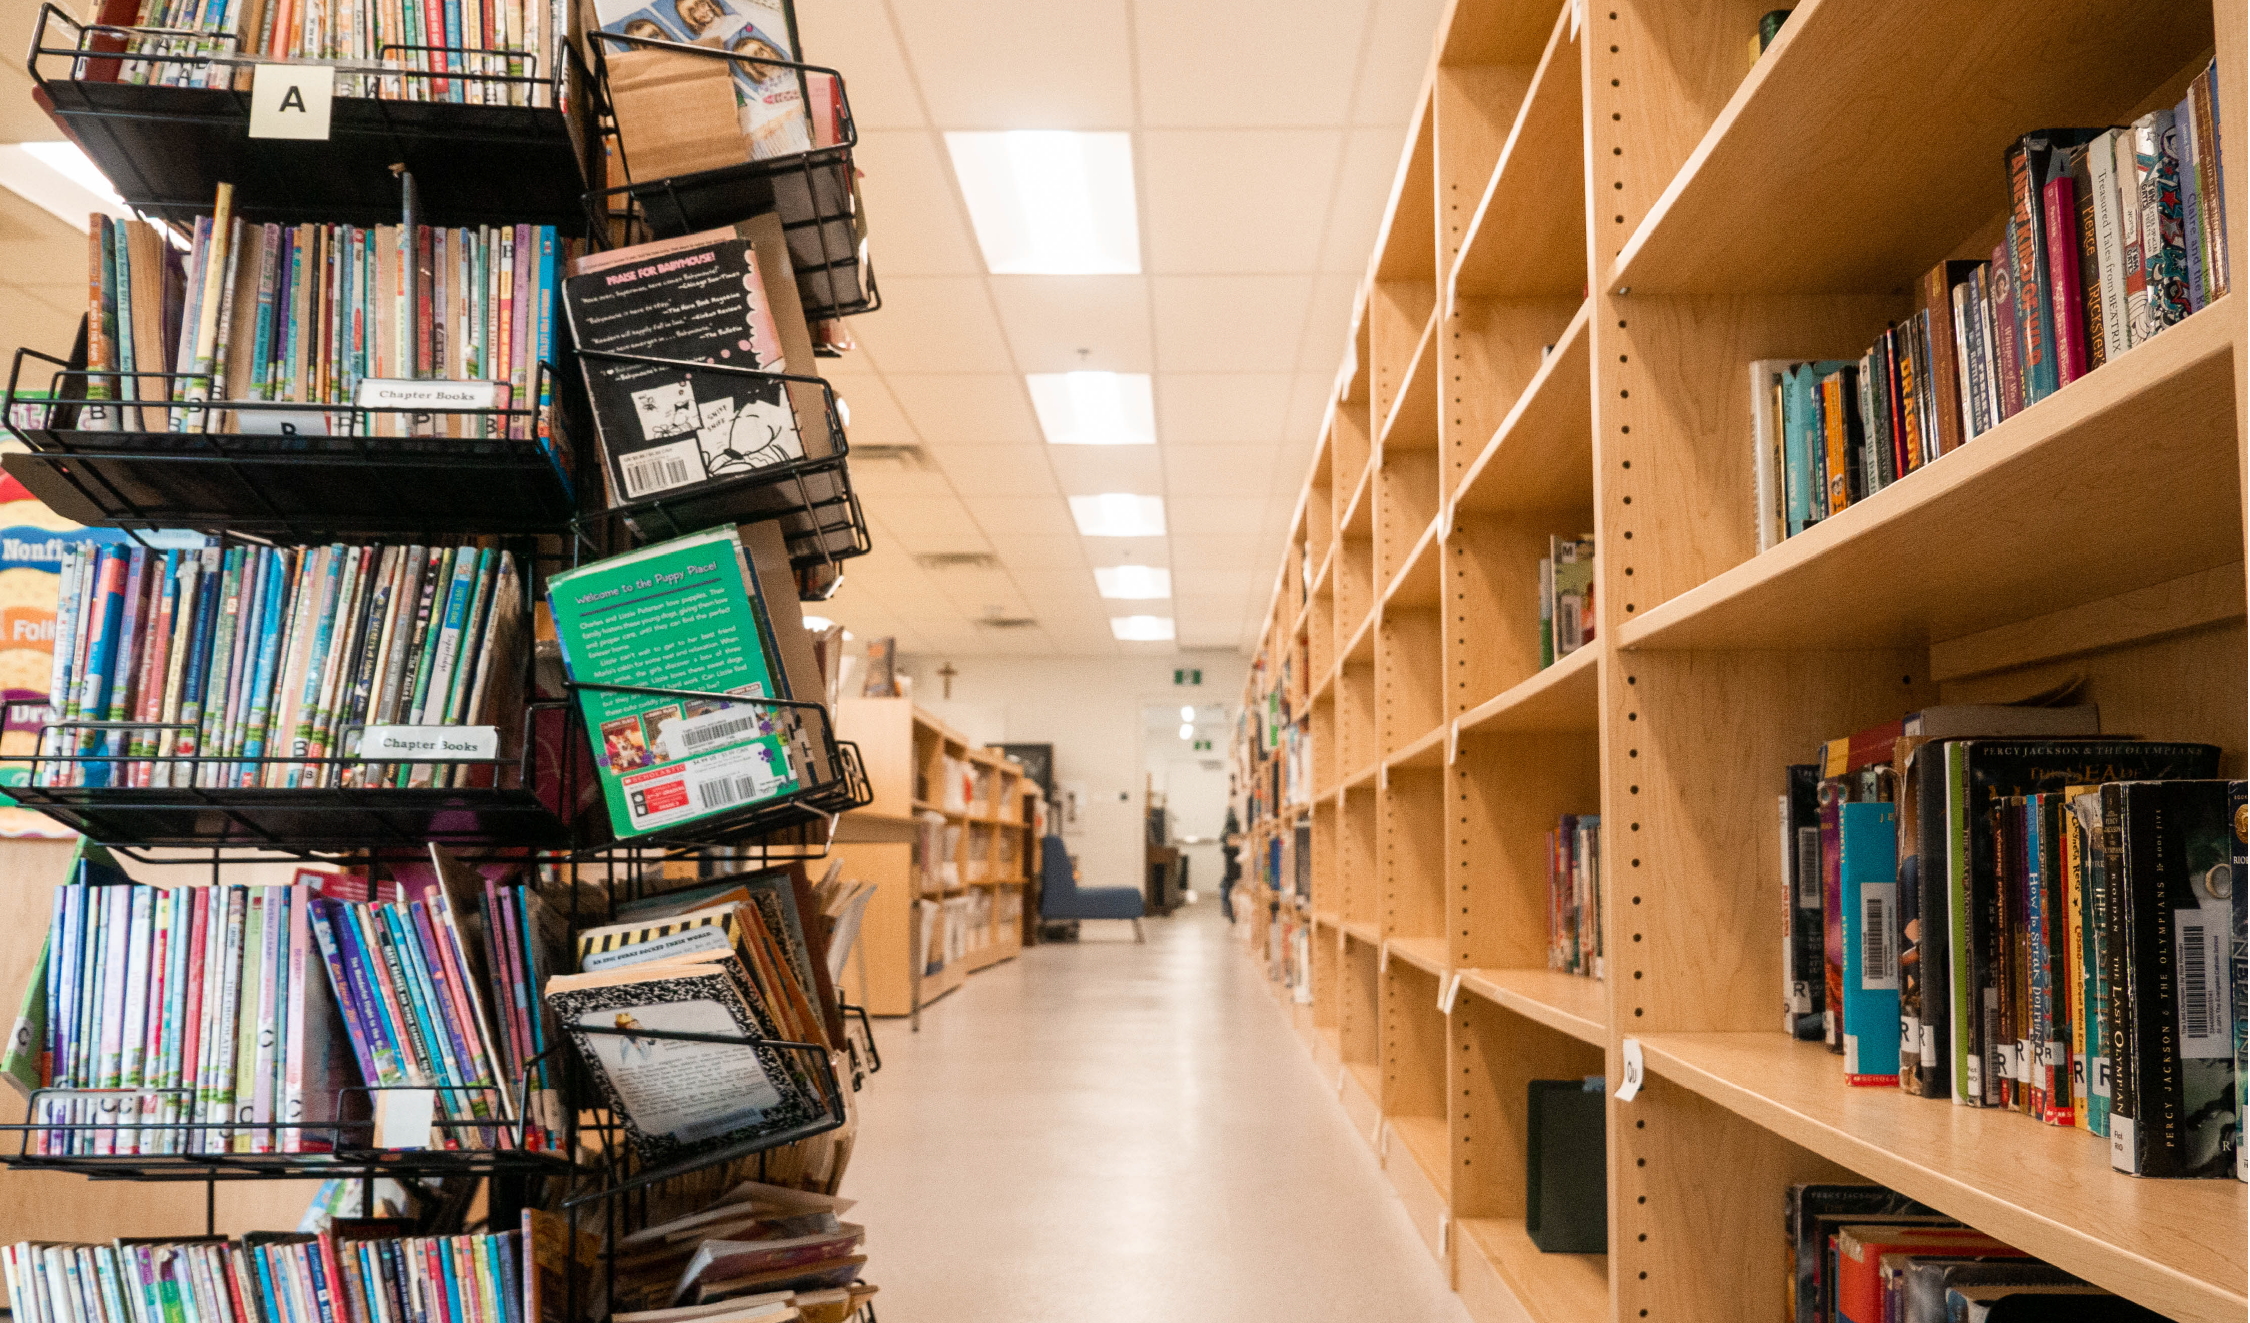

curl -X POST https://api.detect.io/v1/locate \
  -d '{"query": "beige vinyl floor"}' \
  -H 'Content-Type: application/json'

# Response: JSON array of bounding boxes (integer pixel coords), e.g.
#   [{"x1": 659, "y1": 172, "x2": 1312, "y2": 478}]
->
[{"x1": 849, "y1": 898, "x2": 1472, "y2": 1322}]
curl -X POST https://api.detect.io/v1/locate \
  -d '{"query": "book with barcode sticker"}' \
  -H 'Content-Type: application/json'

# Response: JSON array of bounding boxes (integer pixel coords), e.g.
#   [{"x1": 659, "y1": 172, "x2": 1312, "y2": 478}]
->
[
  {"x1": 1840, "y1": 800, "x2": 1900, "y2": 1085},
  {"x1": 2106, "y1": 778, "x2": 2241, "y2": 1179},
  {"x1": 563, "y1": 229, "x2": 804, "y2": 507},
  {"x1": 1782, "y1": 765, "x2": 1825, "y2": 1040},
  {"x1": 545, "y1": 526, "x2": 802, "y2": 842}
]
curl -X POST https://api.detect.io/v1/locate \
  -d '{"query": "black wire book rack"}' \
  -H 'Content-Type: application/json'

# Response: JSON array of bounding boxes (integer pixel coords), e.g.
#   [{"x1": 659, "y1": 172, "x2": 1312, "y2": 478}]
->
[
  {"x1": 579, "y1": 34, "x2": 875, "y2": 321},
  {"x1": 3, "y1": 351, "x2": 580, "y2": 539},
  {"x1": 27, "y1": 3, "x2": 600, "y2": 230}
]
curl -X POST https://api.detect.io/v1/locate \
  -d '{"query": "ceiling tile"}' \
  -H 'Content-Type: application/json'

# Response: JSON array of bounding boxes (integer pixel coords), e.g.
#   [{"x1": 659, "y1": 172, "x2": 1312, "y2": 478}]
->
[
  {"x1": 1169, "y1": 534, "x2": 1273, "y2": 568},
  {"x1": 1140, "y1": 130, "x2": 1340, "y2": 274},
  {"x1": 988, "y1": 534, "x2": 1092, "y2": 569},
  {"x1": 1295, "y1": 274, "x2": 1362, "y2": 374},
  {"x1": 1081, "y1": 540, "x2": 1170, "y2": 568},
  {"x1": 1164, "y1": 446, "x2": 1279, "y2": 497},
  {"x1": 1165, "y1": 495, "x2": 1261, "y2": 537},
  {"x1": 1008, "y1": 567, "x2": 1101, "y2": 600},
  {"x1": 1135, "y1": 0, "x2": 1372, "y2": 127},
  {"x1": 1150, "y1": 276, "x2": 1314, "y2": 373},
  {"x1": 1154, "y1": 373, "x2": 1292, "y2": 446},
  {"x1": 961, "y1": 496, "x2": 1079, "y2": 538},
  {"x1": 1350, "y1": 0, "x2": 1444, "y2": 127},
  {"x1": 889, "y1": 0, "x2": 1135, "y2": 128},
  {"x1": 1282, "y1": 371, "x2": 1336, "y2": 442},
  {"x1": 930, "y1": 444, "x2": 1062, "y2": 496},
  {"x1": 847, "y1": 278, "x2": 1014, "y2": 373},
  {"x1": 883, "y1": 375, "x2": 1042, "y2": 445},
  {"x1": 986, "y1": 277, "x2": 1154, "y2": 373},
  {"x1": 1045, "y1": 446, "x2": 1166, "y2": 496},
  {"x1": 1320, "y1": 127, "x2": 1409, "y2": 272},
  {"x1": 1167, "y1": 564, "x2": 1269, "y2": 596},
  {"x1": 850, "y1": 131, "x2": 983, "y2": 276},
  {"x1": 793, "y1": 2, "x2": 927, "y2": 129},
  {"x1": 831, "y1": 380, "x2": 922, "y2": 447}
]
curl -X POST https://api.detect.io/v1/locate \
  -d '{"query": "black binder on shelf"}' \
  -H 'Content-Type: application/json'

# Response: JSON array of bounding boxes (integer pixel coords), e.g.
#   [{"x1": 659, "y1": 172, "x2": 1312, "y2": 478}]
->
[
  {"x1": 26, "y1": 2, "x2": 599, "y2": 231},
  {"x1": 1526, "y1": 1077, "x2": 1608, "y2": 1254}
]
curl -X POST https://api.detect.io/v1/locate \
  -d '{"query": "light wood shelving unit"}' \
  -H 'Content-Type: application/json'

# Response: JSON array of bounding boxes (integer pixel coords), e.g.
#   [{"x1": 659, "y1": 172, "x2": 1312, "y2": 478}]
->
[
  {"x1": 829, "y1": 697, "x2": 1034, "y2": 1016},
  {"x1": 1231, "y1": 2, "x2": 2248, "y2": 1321}
]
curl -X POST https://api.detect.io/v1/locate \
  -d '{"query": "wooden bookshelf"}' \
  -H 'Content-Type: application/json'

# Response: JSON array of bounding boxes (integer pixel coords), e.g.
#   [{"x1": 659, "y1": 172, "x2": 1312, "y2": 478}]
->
[
  {"x1": 1230, "y1": 0, "x2": 2250, "y2": 1320},
  {"x1": 829, "y1": 698, "x2": 1029, "y2": 1016}
]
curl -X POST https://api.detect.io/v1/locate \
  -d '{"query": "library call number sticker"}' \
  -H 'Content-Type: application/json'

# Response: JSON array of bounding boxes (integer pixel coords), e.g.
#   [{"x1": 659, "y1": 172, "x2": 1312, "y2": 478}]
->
[{"x1": 621, "y1": 742, "x2": 784, "y2": 830}]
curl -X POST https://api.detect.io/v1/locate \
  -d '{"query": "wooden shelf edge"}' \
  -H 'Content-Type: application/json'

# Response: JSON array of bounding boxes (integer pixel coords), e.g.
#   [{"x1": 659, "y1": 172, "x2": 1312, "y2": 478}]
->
[
  {"x1": 1616, "y1": 297, "x2": 2240, "y2": 652},
  {"x1": 1456, "y1": 967, "x2": 1607, "y2": 1045},
  {"x1": 1343, "y1": 758, "x2": 1380, "y2": 791},
  {"x1": 1387, "y1": 1112, "x2": 1453, "y2": 1201},
  {"x1": 1637, "y1": 1033, "x2": 2246, "y2": 1323},
  {"x1": 1455, "y1": 1217, "x2": 1610, "y2": 1323},
  {"x1": 1343, "y1": 919, "x2": 1382, "y2": 946},
  {"x1": 1386, "y1": 720, "x2": 1449, "y2": 771},
  {"x1": 1386, "y1": 935, "x2": 1450, "y2": 977},
  {"x1": 1341, "y1": 610, "x2": 1377, "y2": 666},
  {"x1": 1454, "y1": 642, "x2": 1600, "y2": 740},
  {"x1": 1381, "y1": 511, "x2": 1446, "y2": 610},
  {"x1": 1339, "y1": 457, "x2": 1377, "y2": 536},
  {"x1": 1447, "y1": 2, "x2": 1582, "y2": 308},
  {"x1": 1379, "y1": 304, "x2": 1444, "y2": 446},
  {"x1": 1451, "y1": 298, "x2": 1592, "y2": 511}
]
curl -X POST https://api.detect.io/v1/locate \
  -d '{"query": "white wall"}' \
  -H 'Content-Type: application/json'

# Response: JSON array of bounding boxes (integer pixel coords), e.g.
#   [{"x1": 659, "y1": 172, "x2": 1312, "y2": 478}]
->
[{"x1": 895, "y1": 652, "x2": 1246, "y2": 896}]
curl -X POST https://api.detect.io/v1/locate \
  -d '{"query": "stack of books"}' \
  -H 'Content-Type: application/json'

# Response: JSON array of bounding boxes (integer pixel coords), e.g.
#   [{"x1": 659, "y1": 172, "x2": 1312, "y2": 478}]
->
[
  {"x1": 1780, "y1": 704, "x2": 2244, "y2": 1181},
  {"x1": 1546, "y1": 814, "x2": 1601, "y2": 979},
  {"x1": 1790, "y1": 1182, "x2": 2168, "y2": 1322},
  {"x1": 1752, "y1": 71, "x2": 2231, "y2": 550},
  {"x1": 545, "y1": 866, "x2": 843, "y2": 1177},
  {"x1": 1536, "y1": 536, "x2": 1594, "y2": 668},
  {"x1": 39, "y1": 539, "x2": 525, "y2": 790},
  {"x1": 607, "y1": 1179, "x2": 868, "y2": 1315}
]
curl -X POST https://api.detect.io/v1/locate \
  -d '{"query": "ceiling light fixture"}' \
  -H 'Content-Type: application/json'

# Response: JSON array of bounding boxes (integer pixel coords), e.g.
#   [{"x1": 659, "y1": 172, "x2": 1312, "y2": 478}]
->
[
  {"x1": 1112, "y1": 615, "x2": 1176, "y2": 642},
  {"x1": 1070, "y1": 493, "x2": 1165, "y2": 538},
  {"x1": 1026, "y1": 371, "x2": 1154, "y2": 446},
  {"x1": 0, "y1": 141, "x2": 127, "y2": 231},
  {"x1": 802, "y1": 616, "x2": 836, "y2": 631},
  {"x1": 944, "y1": 130, "x2": 1140, "y2": 275},
  {"x1": 1179, "y1": 706, "x2": 1195, "y2": 722},
  {"x1": 1177, "y1": 722, "x2": 1194, "y2": 740},
  {"x1": 1094, "y1": 565, "x2": 1170, "y2": 599}
]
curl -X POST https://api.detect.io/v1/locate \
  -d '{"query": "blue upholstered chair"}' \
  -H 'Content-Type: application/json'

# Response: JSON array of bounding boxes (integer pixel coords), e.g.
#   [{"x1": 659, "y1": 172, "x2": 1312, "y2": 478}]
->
[{"x1": 1038, "y1": 834, "x2": 1146, "y2": 941}]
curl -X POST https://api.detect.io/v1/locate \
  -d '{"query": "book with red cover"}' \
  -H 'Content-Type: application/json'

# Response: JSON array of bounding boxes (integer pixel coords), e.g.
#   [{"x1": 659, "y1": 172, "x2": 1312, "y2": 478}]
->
[
  {"x1": 2042, "y1": 150, "x2": 2093, "y2": 388},
  {"x1": 1836, "y1": 1226, "x2": 2021, "y2": 1323}
]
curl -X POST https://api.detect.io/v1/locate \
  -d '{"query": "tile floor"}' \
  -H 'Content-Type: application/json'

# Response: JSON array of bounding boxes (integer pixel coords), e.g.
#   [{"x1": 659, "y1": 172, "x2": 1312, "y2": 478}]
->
[{"x1": 848, "y1": 899, "x2": 1472, "y2": 1322}]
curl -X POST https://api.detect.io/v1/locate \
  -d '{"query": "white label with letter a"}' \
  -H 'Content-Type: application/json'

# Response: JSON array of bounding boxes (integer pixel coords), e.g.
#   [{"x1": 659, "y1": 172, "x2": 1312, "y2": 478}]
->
[{"x1": 251, "y1": 64, "x2": 336, "y2": 139}]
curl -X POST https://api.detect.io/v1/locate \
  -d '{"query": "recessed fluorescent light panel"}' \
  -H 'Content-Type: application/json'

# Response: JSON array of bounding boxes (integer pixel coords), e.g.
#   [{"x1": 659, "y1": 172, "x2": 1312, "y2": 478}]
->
[
  {"x1": 1027, "y1": 371, "x2": 1154, "y2": 446},
  {"x1": 1111, "y1": 615, "x2": 1176, "y2": 642},
  {"x1": 945, "y1": 130, "x2": 1140, "y2": 275},
  {"x1": 0, "y1": 141, "x2": 127, "y2": 231},
  {"x1": 1094, "y1": 565, "x2": 1171, "y2": 599},
  {"x1": 1069, "y1": 494, "x2": 1165, "y2": 538}
]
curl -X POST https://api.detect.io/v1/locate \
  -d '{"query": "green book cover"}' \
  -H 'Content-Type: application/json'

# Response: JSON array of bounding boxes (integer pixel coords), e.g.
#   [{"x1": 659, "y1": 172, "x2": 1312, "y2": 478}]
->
[{"x1": 546, "y1": 527, "x2": 799, "y2": 840}]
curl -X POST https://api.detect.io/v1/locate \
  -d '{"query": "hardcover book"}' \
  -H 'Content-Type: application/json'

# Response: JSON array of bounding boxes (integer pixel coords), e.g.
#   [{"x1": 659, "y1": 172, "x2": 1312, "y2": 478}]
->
[{"x1": 1840, "y1": 801, "x2": 1900, "y2": 1085}]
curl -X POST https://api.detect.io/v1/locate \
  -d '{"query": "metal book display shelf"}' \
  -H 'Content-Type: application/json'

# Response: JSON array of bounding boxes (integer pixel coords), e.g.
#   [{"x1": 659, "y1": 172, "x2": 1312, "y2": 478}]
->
[
  {"x1": 579, "y1": 33, "x2": 879, "y2": 323},
  {"x1": 0, "y1": 12, "x2": 887, "y2": 1319},
  {"x1": 27, "y1": 2, "x2": 601, "y2": 231}
]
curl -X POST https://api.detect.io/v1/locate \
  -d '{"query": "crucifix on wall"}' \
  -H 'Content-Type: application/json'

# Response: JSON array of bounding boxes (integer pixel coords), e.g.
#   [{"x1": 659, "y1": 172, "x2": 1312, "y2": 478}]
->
[{"x1": 937, "y1": 661, "x2": 958, "y2": 699}]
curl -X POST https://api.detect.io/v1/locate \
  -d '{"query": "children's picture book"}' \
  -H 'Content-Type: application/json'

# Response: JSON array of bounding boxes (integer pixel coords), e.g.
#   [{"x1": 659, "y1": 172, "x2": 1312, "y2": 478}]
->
[
  {"x1": 592, "y1": 0, "x2": 811, "y2": 158},
  {"x1": 544, "y1": 526, "x2": 801, "y2": 840}
]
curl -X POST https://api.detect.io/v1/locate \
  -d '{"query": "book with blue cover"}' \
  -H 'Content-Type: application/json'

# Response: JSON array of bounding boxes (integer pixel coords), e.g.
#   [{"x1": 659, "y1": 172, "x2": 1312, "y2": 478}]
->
[{"x1": 1841, "y1": 801, "x2": 1900, "y2": 1085}]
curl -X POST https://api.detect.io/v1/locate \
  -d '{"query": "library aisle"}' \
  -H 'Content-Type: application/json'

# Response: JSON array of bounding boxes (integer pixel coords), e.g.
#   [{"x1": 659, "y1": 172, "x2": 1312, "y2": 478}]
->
[{"x1": 850, "y1": 903, "x2": 1470, "y2": 1323}]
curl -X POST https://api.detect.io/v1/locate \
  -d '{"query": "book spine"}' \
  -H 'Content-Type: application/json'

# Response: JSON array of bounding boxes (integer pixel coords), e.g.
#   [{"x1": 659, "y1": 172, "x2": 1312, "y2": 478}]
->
[
  {"x1": 2191, "y1": 65, "x2": 2226, "y2": 300},
  {"x1": 2011, "y1": 142, "x2": 2059, "y2": 404},
  {"x1": 2043, "y1": 165, "x2": 2091, "y2": 387},
  {"x1": 2064, "y1": 795, "x2": 2093, "y2": 1130},
  {"x1": 1819, "y1": 371, "x2": 1847, "y2": 515},
  {"x1": 1989, "y1": 236, "x2": 2023, "y2": 422},
  {"x1": 2138, "y1": 111, "x2": 2191, "y2": 331},
  {"x1": 2179, "y1": 94, "x2": 2205, "y2": 312}
]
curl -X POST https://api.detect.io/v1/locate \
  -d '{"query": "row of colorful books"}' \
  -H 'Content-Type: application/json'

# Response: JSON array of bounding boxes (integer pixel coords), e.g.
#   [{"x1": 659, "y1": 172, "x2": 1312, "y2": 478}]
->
[
  {"x1": 1, "y1": 1229, "x2": 536, "y2": 1323},
  {"x1": 0, "y1": 841, "x2": 567, "y2": 1156},
  {"x1": 1780, "y1": 705, "x2": 2244, "y2": 1180},
  {"x1": 85, "y1": 0, "x2": 571, "y2": 106},
  {"x1": 77, "y1": 189, "x2": 570, "y2": 442},
  {"x1": 38, "y1": 539, "x2": 524, "y2": 790},
  {"x1": 1753, "y1": 78, "x2": 2230, "y2": 549},
  {"x1": 1789, "y1": 1182, "x2": 2166, "y2": 1323},
  {"x1": 1546, "y1": 813, "x2": 1601, "y2": 979},
  {"x1": 1536, "y1": 536, "x2": 1593, "y2": 668}
]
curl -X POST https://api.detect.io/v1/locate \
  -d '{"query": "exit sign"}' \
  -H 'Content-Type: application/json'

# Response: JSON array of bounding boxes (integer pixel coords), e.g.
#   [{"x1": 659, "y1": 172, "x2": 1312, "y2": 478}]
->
[
  {"x1": 1192, "y1": 739, "x2": 1212, "y2": 751},
  {"x1": 1173, "y1": 668, "x2": 1202, "y2": 685}
]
